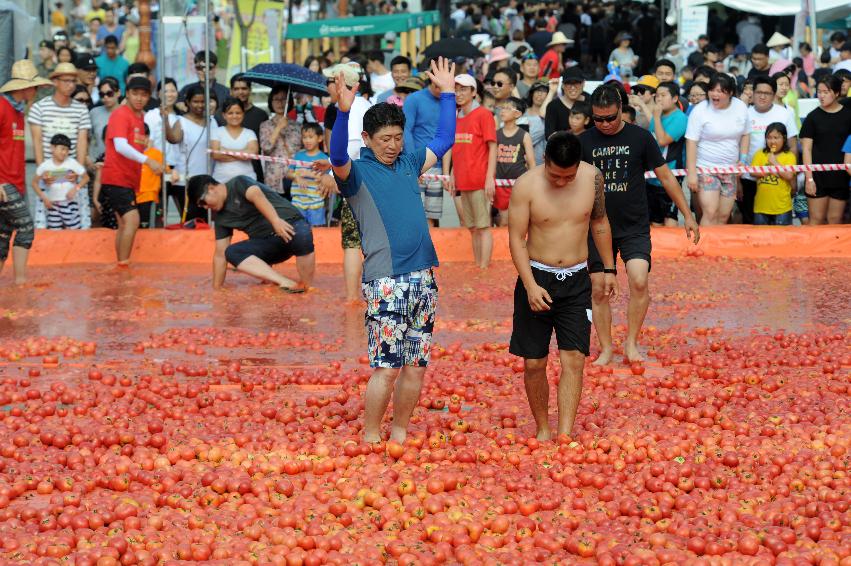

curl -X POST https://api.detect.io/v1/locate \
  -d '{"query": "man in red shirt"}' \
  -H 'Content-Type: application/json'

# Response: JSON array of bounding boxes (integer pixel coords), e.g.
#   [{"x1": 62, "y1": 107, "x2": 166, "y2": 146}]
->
[
  {"x1": 0, "y1": 60, "x2": 52, "y2": 284},
  {"x1": 99, "y1": 76, "x2": 163, "y2": 265},
  {"x1": 539, "y1": 32, "x2": 573, "y2": 80},
  {"x1": 447, "y1": 73, "x2": 497, "y2": 269}
]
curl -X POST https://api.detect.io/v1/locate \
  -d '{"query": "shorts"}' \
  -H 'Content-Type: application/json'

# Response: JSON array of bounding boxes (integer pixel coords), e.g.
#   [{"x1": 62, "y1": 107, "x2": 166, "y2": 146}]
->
[
  {"x1": 420, "y1": 167, "x2": 444, "y2": 219},
  {"x1": 340, "y1": 201, "x2": 361, "y2": 250},
  {"x1": 493, "y1": 185, "x2": 512, "y2": 211},
  {"x1": 46, "y1": 200, "x2": 82, "y2": 229},
  {"x1": 697, "y1": 174, "x2": 736, "y2": 199},
  {"x1": 811, "y1": 184, "x2": 850, "y2": 201},
  {"x1": 458, "y1": 189, "x2": 490, "y2": 229},
  {"x1": 509, "y1": 265, "x2": 592, "y2": 358},
  {"x1": 754, "y1": 211, "x2": 793, "y2": 225},
  {"x1": 296, "y1": 206, "x2": 326, "y2": 227},
  {"x1": 224, "y1": 219, "x2": 314, "y2": 267},
  {"x1": 101, "y1": 185, "x2": 137, "y2": 216},
  {"x1": 647, "y1": 185, "x2": 677, "y2": 224},
  {"x1": 588, "y1": 231, "x2": 652, "y2": 273},
  {"x1": 793, "y1": 191, "x2": 809, "y2": 219},
  {"x1": 0, "y1": 184, "x2": 35, "y2": 260},
  {"x1": 363, "y1": 268, "x2": 438, "y2": 368}
]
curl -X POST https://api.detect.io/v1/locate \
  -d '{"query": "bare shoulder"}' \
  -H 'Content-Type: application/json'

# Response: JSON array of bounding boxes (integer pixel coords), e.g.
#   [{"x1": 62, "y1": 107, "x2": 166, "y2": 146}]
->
[{"x1": 511, "y1": 165, "x2": 542, "y2": 197}]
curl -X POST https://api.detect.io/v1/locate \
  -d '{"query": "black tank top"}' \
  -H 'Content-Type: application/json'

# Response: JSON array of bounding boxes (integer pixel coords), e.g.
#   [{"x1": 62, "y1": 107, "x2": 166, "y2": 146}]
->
[{"x1": 496, "y1": 128, "x2": 528, "y2": 181}]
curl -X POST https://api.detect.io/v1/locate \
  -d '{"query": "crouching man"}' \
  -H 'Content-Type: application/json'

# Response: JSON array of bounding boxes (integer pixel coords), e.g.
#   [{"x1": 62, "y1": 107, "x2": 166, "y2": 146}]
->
[{"x1": 187, "y1": 174, "x2": 315, "y2": 291}]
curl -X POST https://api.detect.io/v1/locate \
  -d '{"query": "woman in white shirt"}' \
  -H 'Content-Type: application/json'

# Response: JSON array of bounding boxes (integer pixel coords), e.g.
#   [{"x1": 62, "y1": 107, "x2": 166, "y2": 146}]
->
[
  {"x1": 685, "y1": 73, "x2": 750, "y2": 225},
  {"x1": 210, "y1": 97, "x2": 259, "y2": 183}
]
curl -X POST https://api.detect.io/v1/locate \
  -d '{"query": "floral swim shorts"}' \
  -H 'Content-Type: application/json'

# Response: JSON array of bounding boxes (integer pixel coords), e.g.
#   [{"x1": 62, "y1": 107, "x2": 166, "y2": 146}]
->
[
  {"x1": 698, "y1": 173, "x2": 736, "y2": 199},
  {"x1": 362, "y1": 268, "x2": 438, "y2": 368}
]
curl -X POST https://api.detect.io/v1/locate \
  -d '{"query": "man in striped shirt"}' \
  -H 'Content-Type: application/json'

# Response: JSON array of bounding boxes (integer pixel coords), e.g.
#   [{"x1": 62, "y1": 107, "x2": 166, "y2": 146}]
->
[{"x1": 28, "y1": 63, "x2": 92, "y2": 228}]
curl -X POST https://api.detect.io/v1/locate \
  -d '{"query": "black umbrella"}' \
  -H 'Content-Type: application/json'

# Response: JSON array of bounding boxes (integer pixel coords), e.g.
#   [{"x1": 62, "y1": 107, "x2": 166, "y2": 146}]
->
[
  {"x1": 422, "y1": 38, "x2": 483, "y2": 61},
  {"x1": 242, "y1": 63, "x2": 328, "y2": 98}
]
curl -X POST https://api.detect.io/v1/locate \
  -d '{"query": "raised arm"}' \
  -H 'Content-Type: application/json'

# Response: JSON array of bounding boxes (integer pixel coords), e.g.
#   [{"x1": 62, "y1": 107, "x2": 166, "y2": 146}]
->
[
  {"x1": 329, "y1": 73, "x2": 357, "y2": 182},
  {"x1": 421, "y1": 57, "x2": 457, "y2": 174}
]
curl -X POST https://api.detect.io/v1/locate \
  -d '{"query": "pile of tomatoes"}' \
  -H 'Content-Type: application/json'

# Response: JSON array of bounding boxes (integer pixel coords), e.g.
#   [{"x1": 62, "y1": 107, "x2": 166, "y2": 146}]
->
[{"x1": 0, "y1": 321, "x2": 847, "y2": 566}]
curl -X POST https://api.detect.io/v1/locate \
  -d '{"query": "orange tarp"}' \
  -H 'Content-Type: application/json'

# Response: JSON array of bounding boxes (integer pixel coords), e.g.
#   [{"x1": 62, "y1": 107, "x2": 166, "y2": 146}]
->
[{"x1": 25, "y1": 226, "x2": 851, "y2": 265}]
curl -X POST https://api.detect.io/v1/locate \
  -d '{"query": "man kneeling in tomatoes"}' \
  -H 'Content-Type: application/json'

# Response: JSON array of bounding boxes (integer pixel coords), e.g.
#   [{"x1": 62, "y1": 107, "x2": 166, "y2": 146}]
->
[
  {"x1": 329, "y1": 57, "x2": 457, "y2": 443},
  {"x1": 188, "y1": 174, "x2": 315, "y2": 292}
]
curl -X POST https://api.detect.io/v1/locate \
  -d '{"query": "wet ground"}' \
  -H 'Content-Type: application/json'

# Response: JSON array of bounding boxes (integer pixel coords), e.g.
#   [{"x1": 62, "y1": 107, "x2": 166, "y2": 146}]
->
[{"x1": 1, "y1": 258, "x2": 848, "y2": 364}]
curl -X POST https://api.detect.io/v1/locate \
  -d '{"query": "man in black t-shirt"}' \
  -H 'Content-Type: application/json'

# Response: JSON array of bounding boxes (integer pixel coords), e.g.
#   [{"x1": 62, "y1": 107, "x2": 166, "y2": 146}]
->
[
  {"x1": 188, "y1": 174, "x2": 315, "y2": 292},
  {"x1": 580, "y1": 85, "x2": 700, "y2": 366}
]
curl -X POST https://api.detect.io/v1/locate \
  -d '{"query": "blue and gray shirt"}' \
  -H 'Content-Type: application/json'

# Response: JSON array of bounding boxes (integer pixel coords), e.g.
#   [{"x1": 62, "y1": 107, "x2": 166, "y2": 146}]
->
[{"x1": 336, "y1": 146, "x2": 438, "y2": 282}]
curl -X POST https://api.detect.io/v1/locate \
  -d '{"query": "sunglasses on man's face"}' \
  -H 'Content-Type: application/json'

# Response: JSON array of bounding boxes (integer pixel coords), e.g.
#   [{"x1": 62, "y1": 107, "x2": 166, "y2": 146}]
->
[
  {"x1": 99, "y1": 89, "x2": 115, "y2": 97},
  {"x1": 592, "y1": 112, "x2": 619, "y2": 123}
]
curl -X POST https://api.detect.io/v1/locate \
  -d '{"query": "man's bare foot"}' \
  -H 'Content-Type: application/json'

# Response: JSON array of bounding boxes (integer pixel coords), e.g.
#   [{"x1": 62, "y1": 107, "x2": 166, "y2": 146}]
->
[
  {"x1": 389, "y1": 428, "x2": 407, "y2": 444},
  {"x1": 363, "y1": 433, "x2": 382, "y2": 444},
  {"x1": 14, "y1": 277, "x2": 26, "y2": 285},
  {"x1": 116, "y1": 261, "x2": 130, "y2": 268},
  {"x1": 592, "y1": 349, "x2": 614, "y2": 366},
  {"x1": 536, "y1": 428, "x2": 552, "y2": 441},
  {"x1": 624, "y1": 342, "x2": 644, "y2": 363}
]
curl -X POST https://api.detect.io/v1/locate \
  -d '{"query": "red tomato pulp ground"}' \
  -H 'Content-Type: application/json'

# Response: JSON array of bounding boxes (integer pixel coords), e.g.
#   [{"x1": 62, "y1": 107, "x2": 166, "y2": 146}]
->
[{"x1": 0, "y1": 258, "x2": 848, "y2": 566}]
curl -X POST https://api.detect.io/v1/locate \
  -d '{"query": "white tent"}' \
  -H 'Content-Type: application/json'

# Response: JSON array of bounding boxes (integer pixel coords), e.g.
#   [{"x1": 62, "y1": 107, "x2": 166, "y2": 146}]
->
[
  {"x1": 0, "y1": 0, "x2": 37, "y2": 85},
  {"x1": 682, "y1": 0, "x2": 849, "y2": 21}
]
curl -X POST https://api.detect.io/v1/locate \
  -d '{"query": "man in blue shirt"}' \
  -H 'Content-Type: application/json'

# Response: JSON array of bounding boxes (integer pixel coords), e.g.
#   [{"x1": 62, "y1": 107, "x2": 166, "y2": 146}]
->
[
  {"x1": 403, "y1": 76, "x2": 444, "y2": 225},
  {"x1": 95, "y1": 36, "x2": 129, "y2": 93},
  {"x1": 330, "y1": 57, "x2": 457, "y2": 444}
]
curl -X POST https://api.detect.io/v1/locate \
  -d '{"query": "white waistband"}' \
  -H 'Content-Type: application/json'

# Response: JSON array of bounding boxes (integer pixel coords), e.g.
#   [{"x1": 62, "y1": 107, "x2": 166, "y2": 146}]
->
[{"x1": 530, "y1": 260, "x2": 588, "y2": 281}]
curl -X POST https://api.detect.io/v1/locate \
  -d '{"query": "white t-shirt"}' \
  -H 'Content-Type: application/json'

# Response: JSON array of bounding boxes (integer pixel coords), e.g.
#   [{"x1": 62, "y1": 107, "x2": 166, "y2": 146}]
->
[
  {"x1": 834, "y1": 59, "x2": 851, "y2": 73},
  {"x1": 744, "y1": 104, "x2": 799, "y2": 179},
  {"x1": 144, "y1": 109, "x2": 181, "y2": 166},
  {"x1": 370, "y1": 72, "x2": 395, "y2": 96},
  {"x1": 211, "y1": 126, "x2": 257, "y2": 183},
  {"x1": 685, "y1": 98, "x2": 749, "y2": 167},
  {"x1": 347, "y1": 96, "x2": 373, "y2": 161},
  {"x1": 174, "y1": 116, "x2": 216, "y2": 184},
  {"x1": 36, "y1": 157, "x2": 87, "y2": 201}
]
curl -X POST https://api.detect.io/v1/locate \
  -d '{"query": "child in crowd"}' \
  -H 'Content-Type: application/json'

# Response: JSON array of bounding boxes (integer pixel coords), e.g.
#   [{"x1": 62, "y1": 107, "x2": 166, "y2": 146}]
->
[
  {"x1": 288, "y1": 123, "x2": 329, "y2": 226},
  {"x1": 495, "y1": 97, "x2": 536, "y2": 226},
  {"x1": 751, "y1": 122, "x2": 796, "y2": 225},
  {"x1": 137, "y1": 124, "x2": 172, "y2": 228},
  {"x1": 622, "y1": 105, "x2": 637, "y2": 124},
  {"x1": 568, "y1": 101, "x2": 592, "y2": 135},
  {"x1": 32, "y1": 134, "x2": 89, "y2": 230}
]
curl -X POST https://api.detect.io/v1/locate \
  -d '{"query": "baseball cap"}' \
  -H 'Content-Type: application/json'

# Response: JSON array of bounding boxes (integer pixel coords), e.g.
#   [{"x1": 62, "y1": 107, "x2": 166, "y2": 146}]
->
[
  {"x1": 126, "y1": 76, "x2": 152, "y2": 93},
  {"x1": 76, "y1": 53, "x2": 98, "y2": 70},
  {"x1": 635, "y1": 75, "x2": 660, "y2": 90},
  {"x1": 562, "y1": 66, "x2": 585, "y2": 83},
  {"x1": 455, "y1": 74, "x2": 477, "y2": 89}
]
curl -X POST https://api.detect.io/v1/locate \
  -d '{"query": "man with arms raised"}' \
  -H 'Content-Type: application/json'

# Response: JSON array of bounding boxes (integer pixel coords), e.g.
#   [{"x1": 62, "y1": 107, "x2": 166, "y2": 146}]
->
[
  {"x1": 329, "y1": 58, "x2": 457, "y2": 444},
  {"x1": 581, "y1": 84, "x2": 699, "y2": 365},
  {"x1": 508, "y1": 132, "x2": 616, "y2": 440}
]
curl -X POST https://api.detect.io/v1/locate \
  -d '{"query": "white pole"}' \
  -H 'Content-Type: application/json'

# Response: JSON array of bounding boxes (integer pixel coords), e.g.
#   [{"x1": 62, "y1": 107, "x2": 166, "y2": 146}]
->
[
  {"x1": 808, "y1": 0, "x2": 818, "y2": 54},
  {"x1": 159, "y1": 2, "x2": 168, "y2": 226},
  {"x1": 204, "y1": 0, "x2": 211, "y2": 177}
]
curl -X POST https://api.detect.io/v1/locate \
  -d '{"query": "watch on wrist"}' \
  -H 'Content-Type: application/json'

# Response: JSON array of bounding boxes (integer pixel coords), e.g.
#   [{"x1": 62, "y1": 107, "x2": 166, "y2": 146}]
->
[{"x1": 603, "y1": 267, "x2": 617, "y2": 275}]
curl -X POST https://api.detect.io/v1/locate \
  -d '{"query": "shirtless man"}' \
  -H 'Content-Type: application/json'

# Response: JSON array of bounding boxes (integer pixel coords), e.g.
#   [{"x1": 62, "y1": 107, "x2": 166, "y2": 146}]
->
[{"x1": 508, "y1": 131, "x2": 617, "y2": 440}]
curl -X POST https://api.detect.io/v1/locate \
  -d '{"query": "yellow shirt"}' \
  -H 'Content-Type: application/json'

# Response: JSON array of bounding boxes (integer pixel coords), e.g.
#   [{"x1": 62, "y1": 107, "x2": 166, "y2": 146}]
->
[
  {"x1": 751, "y1": 150, "x2": 795, "y2": 215},
  {"x1": 51, "y1": 10, "x2": 67, "y2": 27}
]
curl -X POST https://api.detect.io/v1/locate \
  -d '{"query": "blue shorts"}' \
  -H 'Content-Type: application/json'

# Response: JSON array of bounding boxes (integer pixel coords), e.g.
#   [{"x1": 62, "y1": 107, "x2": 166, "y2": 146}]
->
[
  {"x1": 362, "y1": 268, "x2": 438, "y2": 368},
  {"x1": 224, "y1": 219, "x2": 314, "y2": 267},
  {"x1": 296, "y1": 206, "x2": 326, "y2": 226}
]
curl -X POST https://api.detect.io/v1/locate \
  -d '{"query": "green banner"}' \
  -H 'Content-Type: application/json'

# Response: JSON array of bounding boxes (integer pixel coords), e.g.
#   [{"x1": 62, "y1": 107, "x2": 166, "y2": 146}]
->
[{"x1": 285, "y1": 12, "x2": 439, "y2": 40}]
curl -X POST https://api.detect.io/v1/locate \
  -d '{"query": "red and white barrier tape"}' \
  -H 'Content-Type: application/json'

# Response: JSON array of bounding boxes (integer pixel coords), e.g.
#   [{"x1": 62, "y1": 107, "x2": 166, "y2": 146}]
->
[{"x1": 209, "y1": 149, "x2": 851, "y2": 188}]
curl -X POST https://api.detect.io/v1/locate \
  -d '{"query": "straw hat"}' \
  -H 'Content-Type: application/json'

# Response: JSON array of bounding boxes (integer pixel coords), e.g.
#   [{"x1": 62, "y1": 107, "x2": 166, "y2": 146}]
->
[
  {"x1": 0, "y1": 60, "x2": 53, "y2": 93},
  {"x1": 766, "y1": 32, "x2": 791, "y2": 48},
  {"x1": 49, "y1": 62, "x2": 79, "y2": 79},
  {"x1": 548, "y1": 31, "x2": 574, "y2": 47}
]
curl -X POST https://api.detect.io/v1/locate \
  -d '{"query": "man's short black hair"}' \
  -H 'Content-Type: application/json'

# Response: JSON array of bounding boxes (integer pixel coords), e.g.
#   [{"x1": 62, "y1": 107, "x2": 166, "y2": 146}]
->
[
  {"x1": 829, "y1": 31, "x2": 846, "y2": 43},
  {"x1": 230, "y1": 73, "x2": 251, "y2": 88},
  {"x1": 194, "y1": 50, "x2": 218, "y2": 66},
  {"x1": 544, "y1": 131, "x2": 582, "y2": 168},
  {"x1": 104, "y1": 35, "x2": 119, "y2": 46},
  {"x1": 569, "y1": 100, "x2": 591, "y2": 118},
  {"x1": 590, "y1": 84, "x2": 623, "y2": 110},
  {"x1": 188, "y1": 174, "x2": 219, "y2": 208},
  {"x1": 654, "y1": 59, "x2": 676, "y2": 73},
  {"x1": 622, "y1": 105, "x2": 637, "y2": 121},
  {"x1": 389, "y1": 55, "x2": 412, "y2": 70},
  {"x1": 751, "y1": 43, "x2": 769, "y2": 56},
  {"x1": 363, "y1": 102, "x2": 406, "y2": 137},
  {"x1": 820, "y1": 50, "x2": 832, "y2": 64},
  {"x1": 493, "y1": 67, "x2": 517, "y2": 86},
  {"x1": 127, "y1": 62, "x2": 150, "y2": 76},
  {"x1": 704, "y1": 44, "x2": 721, "y2": 54}
]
